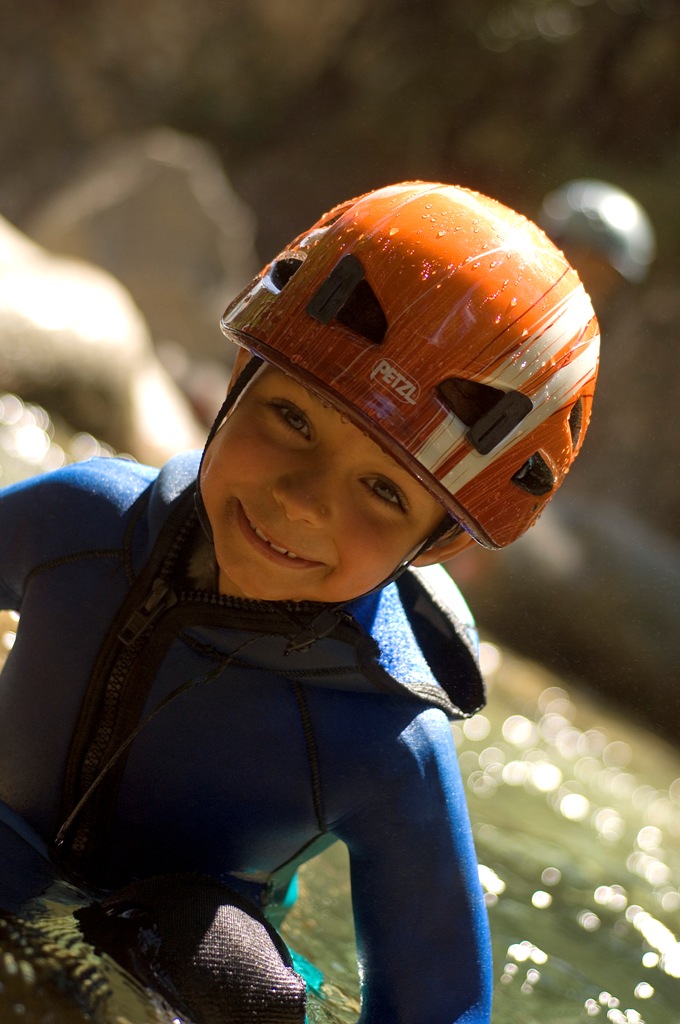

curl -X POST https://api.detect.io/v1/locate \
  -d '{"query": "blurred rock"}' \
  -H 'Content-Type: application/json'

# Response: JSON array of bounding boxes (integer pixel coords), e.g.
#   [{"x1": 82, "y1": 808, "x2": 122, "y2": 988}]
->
[
  {"x1": 0, "y1": 215, "x2": 205, "y2": 465},
  {"x1": 26, "y1": 128, "x2": 259, "y2": 419},
  {"x1": 453, "y1": 495, "x2": 680, "y2": 743}
]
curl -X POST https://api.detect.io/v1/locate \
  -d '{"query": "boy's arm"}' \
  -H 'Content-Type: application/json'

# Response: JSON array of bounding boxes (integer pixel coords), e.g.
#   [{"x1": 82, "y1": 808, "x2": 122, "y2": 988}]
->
[
  {"x1": 0, "y1": 468, "x2": 90, "y2": 610},
  {"x1": 0, "y1": 458, "x2": 156, "y2": 611},
  {"x1": 0, "y1": 474, "x2": 45, "y2": 610},
  {"x1": 336, "y1": 707, "x2": 492, "y2": 1024}
]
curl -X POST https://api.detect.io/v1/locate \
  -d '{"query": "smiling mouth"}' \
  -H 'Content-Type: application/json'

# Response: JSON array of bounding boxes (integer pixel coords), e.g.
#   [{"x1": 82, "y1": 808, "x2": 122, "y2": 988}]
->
[
  {"x1": 237, "y1": 503, "x2": 323, "y2": 568},
  {"x1": 248, "y1": 519, "x2": 303, "y2": 560}
]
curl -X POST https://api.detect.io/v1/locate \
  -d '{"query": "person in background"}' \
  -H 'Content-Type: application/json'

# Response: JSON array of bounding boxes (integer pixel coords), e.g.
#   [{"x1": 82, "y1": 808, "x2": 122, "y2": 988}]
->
[{"x1": 538, "y1": 178, "x2": 656, "y2": 308}]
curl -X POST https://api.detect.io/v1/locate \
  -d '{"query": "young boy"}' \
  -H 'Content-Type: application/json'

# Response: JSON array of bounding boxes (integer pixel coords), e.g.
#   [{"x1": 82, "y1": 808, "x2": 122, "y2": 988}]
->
[{"x1": 0, "y1": 182, "x2": 599, "y2": 1023}]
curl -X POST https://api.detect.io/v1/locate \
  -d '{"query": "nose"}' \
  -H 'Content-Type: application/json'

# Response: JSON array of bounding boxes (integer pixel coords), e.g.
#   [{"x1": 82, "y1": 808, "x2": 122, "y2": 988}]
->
[{"x1": 272, "y1": 463, "x2": 333, "y2": 526}]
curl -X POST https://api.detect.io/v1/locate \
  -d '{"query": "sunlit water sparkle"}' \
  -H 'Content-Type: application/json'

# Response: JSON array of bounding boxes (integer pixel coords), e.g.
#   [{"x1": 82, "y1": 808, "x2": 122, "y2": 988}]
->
[{"x1": 284, "y1": 644, "x2": 680, "y2": 1023}]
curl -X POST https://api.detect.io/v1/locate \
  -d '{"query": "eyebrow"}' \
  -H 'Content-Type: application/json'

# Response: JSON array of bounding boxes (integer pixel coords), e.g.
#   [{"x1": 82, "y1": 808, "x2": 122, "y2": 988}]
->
[{"x1": 290, "y1": 377, "x2": 335, "y2": 413}]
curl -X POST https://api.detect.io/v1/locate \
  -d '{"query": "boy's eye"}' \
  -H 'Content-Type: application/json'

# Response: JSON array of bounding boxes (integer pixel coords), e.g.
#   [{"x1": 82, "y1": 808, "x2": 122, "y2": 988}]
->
[
  {"x1": 271, "y1": 401, "x2": 311, "y2": 437},
  {"x1": 365, "y1": 476, "x2": 407, "y2": 512}
]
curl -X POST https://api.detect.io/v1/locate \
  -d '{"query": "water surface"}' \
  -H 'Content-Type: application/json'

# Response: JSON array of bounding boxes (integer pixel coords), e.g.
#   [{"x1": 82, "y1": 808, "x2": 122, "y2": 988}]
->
[{"x1": 285, "y1": 642, "x2": 680, "y2": 1024}]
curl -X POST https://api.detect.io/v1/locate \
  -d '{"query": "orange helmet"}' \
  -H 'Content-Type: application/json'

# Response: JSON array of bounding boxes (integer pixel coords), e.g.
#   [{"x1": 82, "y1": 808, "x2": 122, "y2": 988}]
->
[{"x1": 221, "y1": 182, "x2": 599, "y2": 549}]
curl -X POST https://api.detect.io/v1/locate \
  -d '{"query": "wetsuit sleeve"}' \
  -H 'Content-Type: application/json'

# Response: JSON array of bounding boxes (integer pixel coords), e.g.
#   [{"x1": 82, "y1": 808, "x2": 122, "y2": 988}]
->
[
  {"x1": 335, "y1": 707, "x2": 492, "y2": 1024},
  {"x1": 0, "y1": 468, "x2": 93, "y2": 610},
  {"x1": 0, "y1": 458, "x2": 156, "y2": 612},
  {"x1": 0, "y1": 473, "x2": 47, "y2": 610}
]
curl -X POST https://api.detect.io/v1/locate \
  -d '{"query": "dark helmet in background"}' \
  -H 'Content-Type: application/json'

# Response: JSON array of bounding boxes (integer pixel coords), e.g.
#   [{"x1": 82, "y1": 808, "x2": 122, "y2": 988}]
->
[{"x1": 539, "y1": 179, "x2": 656, "y2": 285}]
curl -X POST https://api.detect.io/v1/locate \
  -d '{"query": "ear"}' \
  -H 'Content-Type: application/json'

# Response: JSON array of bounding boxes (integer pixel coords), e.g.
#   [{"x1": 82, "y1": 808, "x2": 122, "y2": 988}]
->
[{"x1": 411, "y1": 530, "x2": 477, "y2": 566}]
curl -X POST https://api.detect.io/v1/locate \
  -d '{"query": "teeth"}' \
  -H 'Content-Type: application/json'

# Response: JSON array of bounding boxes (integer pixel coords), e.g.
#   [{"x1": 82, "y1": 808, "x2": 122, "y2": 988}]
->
[{"x1": 250, "y1": 521, "x2": 300, "y2": 559}]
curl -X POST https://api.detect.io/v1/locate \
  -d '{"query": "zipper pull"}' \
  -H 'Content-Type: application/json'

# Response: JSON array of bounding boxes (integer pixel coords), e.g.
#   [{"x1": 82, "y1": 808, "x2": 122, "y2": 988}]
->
[{"x1": 118, "y1": 578, "x2": 177, "y2": 646}]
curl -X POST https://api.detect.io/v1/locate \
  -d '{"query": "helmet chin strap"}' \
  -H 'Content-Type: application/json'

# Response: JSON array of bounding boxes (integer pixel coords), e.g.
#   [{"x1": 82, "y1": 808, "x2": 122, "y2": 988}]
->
[{"x1": 193, "y1": 353, "x2": 461, "y2": 652}]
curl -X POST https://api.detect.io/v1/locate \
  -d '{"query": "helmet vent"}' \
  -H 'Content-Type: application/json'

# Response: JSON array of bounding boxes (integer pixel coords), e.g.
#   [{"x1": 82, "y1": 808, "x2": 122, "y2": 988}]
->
[
  {"x1": 438, "y1": 378, "x2": 505, "y2": 426},
  {"x1": 335, "y1": 280, "x2": 388, "y2": 344},
  {"x1": 268, "y1": 255, "x2": 305, "y2": 293},
  {"x1": 438, "y1": 378, "x2": 533, "y2": 454},
  {"x1": 569, "y1": 398, "x2": 583, "y2": 449},
  {"x1": 511, "y1": 452, "x2": 554, "y2": 496},
  {"x1": 307, "y1": 254, "x2": 387, "y2": 344}
]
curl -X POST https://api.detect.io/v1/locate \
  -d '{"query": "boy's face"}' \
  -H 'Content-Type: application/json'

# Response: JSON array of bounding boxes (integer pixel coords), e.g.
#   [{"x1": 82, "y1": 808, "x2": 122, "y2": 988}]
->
[{"x1": 200, "y1": 366, "x2": 446, "y2": 603}]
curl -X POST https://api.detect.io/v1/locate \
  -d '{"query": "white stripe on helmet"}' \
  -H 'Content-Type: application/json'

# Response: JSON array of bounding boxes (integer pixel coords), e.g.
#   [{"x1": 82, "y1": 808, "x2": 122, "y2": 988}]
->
[
  {"x1": 434, "y1": 334, "x2": 600, "y2": 495},
  {"x1": 413, "y1": 283, "x2": 599, "y2": 486}
]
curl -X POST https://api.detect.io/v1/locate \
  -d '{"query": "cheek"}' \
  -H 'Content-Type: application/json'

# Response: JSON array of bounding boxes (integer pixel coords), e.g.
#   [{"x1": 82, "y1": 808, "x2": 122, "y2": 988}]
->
[
  {"x1": 333, "y1": 508, "x2": 407, "y2": 576},
  {"x1": 201, "y1": 424, "x2": 269, "y2": 501}
]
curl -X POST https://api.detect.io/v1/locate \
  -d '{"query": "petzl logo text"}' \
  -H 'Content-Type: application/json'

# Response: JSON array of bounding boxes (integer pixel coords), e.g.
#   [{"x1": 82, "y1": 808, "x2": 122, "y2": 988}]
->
[{"x1": 370, "y1": 359, "x2": 419, "y2": 404}]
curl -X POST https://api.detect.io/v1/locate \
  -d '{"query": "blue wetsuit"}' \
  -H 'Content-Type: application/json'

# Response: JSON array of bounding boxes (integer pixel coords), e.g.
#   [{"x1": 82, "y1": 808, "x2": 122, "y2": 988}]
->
[{"x1": 0, "y1": 451, "x2": 492, "y2": 1023}]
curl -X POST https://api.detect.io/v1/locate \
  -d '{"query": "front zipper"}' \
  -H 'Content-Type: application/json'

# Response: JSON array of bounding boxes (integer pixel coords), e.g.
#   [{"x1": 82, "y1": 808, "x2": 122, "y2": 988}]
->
[
  {"x1": 56, "y1": 492, "x2": 200, "y2": 876},
  {"x1": 56, "y1": 576, "x2": 336, "y2": 874},
  {"x1": 118, "y1": 578, "x2": 178, "y2": 646},
  {"x1": 91, "y1": 582, "x2": 258, "y2": 786}
]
